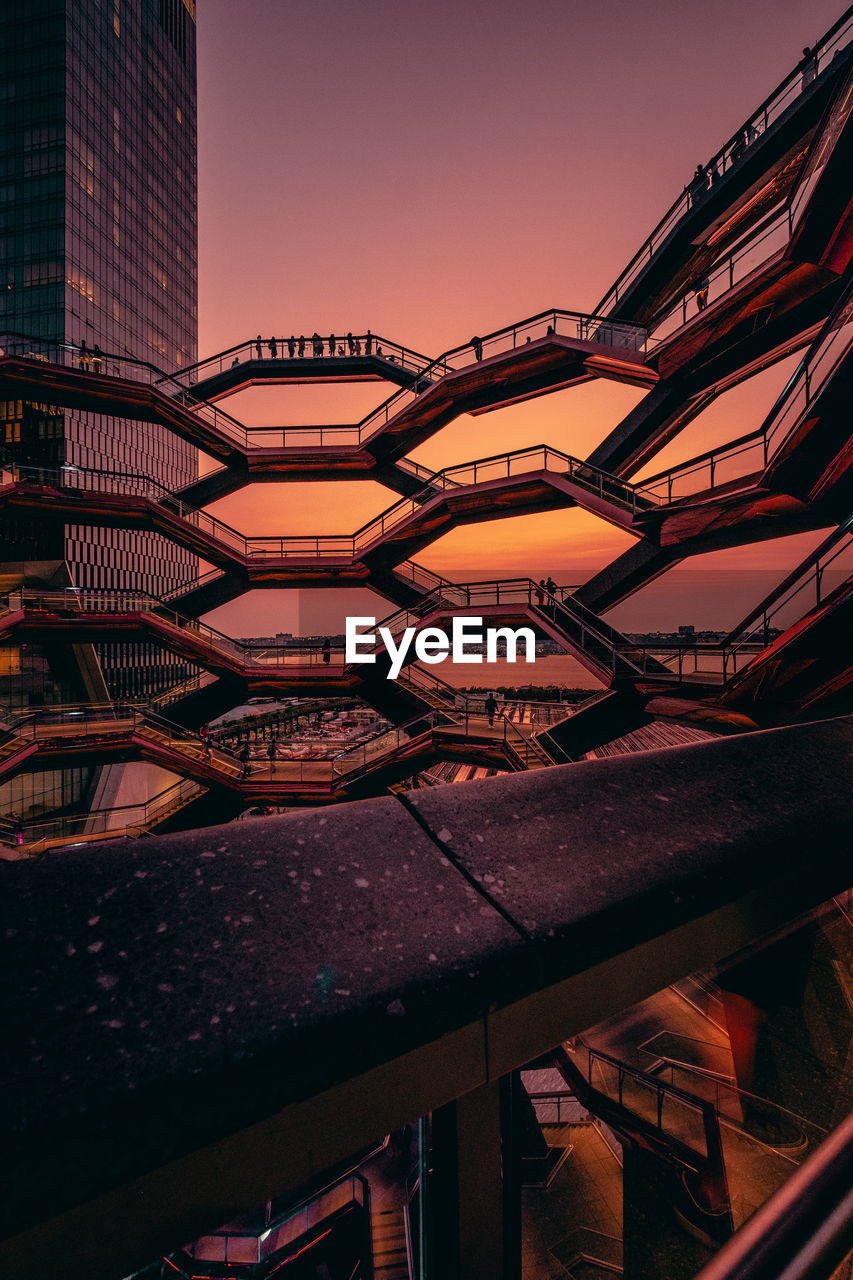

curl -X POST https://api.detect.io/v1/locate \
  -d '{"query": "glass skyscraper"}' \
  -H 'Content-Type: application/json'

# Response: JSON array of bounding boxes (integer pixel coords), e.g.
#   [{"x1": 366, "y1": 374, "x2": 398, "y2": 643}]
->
[{"x1": 0, "y1": 0, "x2": 199, "y2": 824}]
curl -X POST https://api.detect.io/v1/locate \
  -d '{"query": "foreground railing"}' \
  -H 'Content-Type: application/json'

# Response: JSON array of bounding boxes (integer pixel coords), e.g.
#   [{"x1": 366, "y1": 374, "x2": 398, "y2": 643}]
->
[
  {"x1": 693, "y1": 1109, "x2": 853, "y2": 1280},
  {"x1": 5, "y1": 717, "x2": 853, "y2": 1280}
]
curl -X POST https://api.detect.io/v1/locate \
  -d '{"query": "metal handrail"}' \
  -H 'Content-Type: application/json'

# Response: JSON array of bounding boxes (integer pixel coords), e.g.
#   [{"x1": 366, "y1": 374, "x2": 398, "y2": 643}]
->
[
  {"x1": 185, "y1": 1172, "x2": 369, "y2": 1266},
  {"x1": 595, "y1": 8, "x2": 853, "y2": 317},
  {"x1": 788, "y1": 54, "x2": 853, "y2": 233},
  {"x1": 637, "y1": 272, "x2": 853, "y2": 499},
  {"x1": 692, "y1": 1109, "x2": 853, "y2": 1280},
  {"x1": 162, "y1": 332, "x2": 441, "y2": 387},
  {"x1": 648, "y1": 206, "x2": 790, "y2": 344}
]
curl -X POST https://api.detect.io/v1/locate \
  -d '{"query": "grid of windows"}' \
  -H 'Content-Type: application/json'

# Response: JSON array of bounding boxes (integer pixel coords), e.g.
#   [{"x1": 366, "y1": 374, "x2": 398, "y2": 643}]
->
[
  {"x1": 0, "y1": 0, "x2": 199, "y2": 817},
  {"x1": 0, "y1": 767, "x2": 95, "y2": 822}
]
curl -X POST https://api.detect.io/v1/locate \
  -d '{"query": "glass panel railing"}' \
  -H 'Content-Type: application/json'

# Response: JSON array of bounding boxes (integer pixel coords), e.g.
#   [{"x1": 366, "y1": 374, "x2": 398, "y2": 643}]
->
[
  {"x1": 790, "y1": 59, "x2": 853, "y2": 234},
  {"x1": 331, "y1": 711, "x2": 441, "y2": 781},
  {"x1": 762, "y1": 284, "x2": 853, "y2": 458},
  {"x1": 648, "y1": 208, "x2": 791, "y2": 345},
  {"x1": 640, "y1": 276, "x2": 853, "y2": 502},
  {"x1": 722, "y1": 523, "x2": 853, "y2": 673},
  {"x1": 639, "y1": 435, "x2": 770, "y2": 504},
  {"x1": 579, "y1": 1045, "x2": 715, "y2": 1166},
  {"x1": 400, "y1": 663, "x2": 571, "y2": 732}
]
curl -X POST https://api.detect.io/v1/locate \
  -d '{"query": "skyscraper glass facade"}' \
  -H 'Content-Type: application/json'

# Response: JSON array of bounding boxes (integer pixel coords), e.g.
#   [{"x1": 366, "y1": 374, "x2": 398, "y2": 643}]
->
[{"x1": 0, "y1": 0, "x2": 199, "y2": 822}]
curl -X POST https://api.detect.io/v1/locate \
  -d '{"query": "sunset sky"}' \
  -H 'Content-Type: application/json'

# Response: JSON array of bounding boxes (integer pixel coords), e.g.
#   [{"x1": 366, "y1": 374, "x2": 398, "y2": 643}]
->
[{"x1": 192, "y1": 0, "x2": 845, "y2": 636}]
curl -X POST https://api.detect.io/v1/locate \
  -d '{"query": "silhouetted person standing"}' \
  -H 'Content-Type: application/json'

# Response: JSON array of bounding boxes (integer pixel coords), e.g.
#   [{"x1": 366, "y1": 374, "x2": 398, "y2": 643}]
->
[
  {"x1": 347, "y1": 332, "x2": 355, "y2": 354},
  {"x1": 256, "y1": 335, "x2": 263, "y2": 359},
  {"x1": 269, "y1": 337, "x2": 278, "y2": 358},
  {"x1": 471, "y1": 335, "x2": 483, "y2": 361},
  {"x1": 287, "y1": 335, "x2": 296, "y2": 357},
  {"x1": 328, "y1": 333, "x2": 336, "y2": 356},
  {"x1": 298, "y1": 335, "x2": 306, "y2": 357},
  {"x1": 696, "y1": 277, "x2": 710, "y2": 311},
  {"x1": 365, "y1": 330, "x2": 373, "y2": 355},
  {"x1": 91, "y1": 343, "x2": 102, "y2": 373},
  {"x1": 79, "y1": 339, "x2": 89, "y2": 370},
  {"x1": 485, "y1": 693, "x2": 498, "y2": 727},
  {"x1": 689, "y1": 164, "x2": 707, "y2": 208},
  {"x1": 322, "y1": 637, "x2": 331, "y2": 665},
  {"x1": 730, "y1": 128, "x2": 747, "y2": 165},
  {"x1": 536, "y1": 579, "x2": 546, "y2": 608},
  {"x1": 800, "y1": 46, "x2": 818, "y2": 89}
]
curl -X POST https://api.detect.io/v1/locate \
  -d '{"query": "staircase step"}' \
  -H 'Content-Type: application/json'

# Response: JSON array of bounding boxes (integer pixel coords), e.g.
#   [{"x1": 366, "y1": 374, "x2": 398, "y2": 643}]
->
[{"x1": 372, "y1": 1208, "x2": 409, "y2": 1278}]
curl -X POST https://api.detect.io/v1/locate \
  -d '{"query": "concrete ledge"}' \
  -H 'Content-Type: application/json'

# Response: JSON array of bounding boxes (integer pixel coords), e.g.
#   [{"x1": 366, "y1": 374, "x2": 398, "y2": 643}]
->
[{"x1": 2, "y1": 716, "x2": 852, "y2": 1279}]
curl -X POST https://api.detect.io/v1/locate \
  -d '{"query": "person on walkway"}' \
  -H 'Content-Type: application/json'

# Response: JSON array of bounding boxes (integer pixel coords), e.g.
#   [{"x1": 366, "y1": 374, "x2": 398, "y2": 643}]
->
[
  {"x1": 287, "y1": 335, "x2": 296, "y2": 358},
  {"x1": 696, "y1": 277, "x2": 710, "y2": 312},
  {"x1": 269, "y1": 336, "x2": 278, "y2": 358},
  {"x1": 471, "y1": 335, "x2": 483, "y2": 361},
  {"x1": 800, "y1": 46, "x2": 818, "y2": 89},
  {"x1": 267, "y1": 737, "x2": 277, "y2": 776},
  {"x1": 255, "y1": 335, "x2": 264, "y2": 360},
  {"x1": 730, "y1": 128, "x2": 747, "y2": 165},
  {"x1": 545, "y1": 575, "x2": 558, "y2": 599},
  {"x1": 365, "y1": 330, "x2": 373, "y2": 355},
  {"x1": 326, "y1": 333, "x2": 335, "y2": 356},
  {"x1": 689, "y1": 164, "x2": 707, "y2": 208},
  {"x1": 78, "y1": 339, "x2": 89, "y2": 370},
  {"x1": 312, "y1": 332, "x2": 323, "y2": 356},
  {"x1": 199, "y1": 723, "x2": 211, "y2": 757},
  {"x1": 536, "y1": 579, "x2": 546, "y2": 608},
  {"x1": 298, "y1": 334, "x2": 306, "y2": 357},
  {"x1": 240, "y1": 742, "x2": 251, "y2": 779},
  {"x1": 91, "y1": 343, "x2": 102, "y2": 374},
  {"x1": 231, "y1": 356, "x2": 240, "y2": 367},
  {"x1": 485, "y1": 692, "x2": 498, "y2": 727},
  {"x1": 322, "y1": 637, "x2": 331, "y2": 665},
  {"x1": 347, "y1": 332, "x2": 355, "y2": 355}
]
